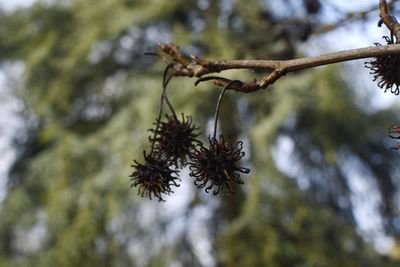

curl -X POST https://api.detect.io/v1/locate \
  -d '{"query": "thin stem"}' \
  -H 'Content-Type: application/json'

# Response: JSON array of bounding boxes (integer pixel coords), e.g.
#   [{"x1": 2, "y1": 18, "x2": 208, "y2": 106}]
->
[
  {"x1": 213, "y1": 80, "x2": 241, "y2": 139},
  {"x1": 162, "y1": 73, "x2": 177, "y2": 118},
  {"x1": 379, "y1": 0, "x2": 400, "y2": 43},
  {"x1": 150, "y1": 64, "x2": 173, "y2": 154}
]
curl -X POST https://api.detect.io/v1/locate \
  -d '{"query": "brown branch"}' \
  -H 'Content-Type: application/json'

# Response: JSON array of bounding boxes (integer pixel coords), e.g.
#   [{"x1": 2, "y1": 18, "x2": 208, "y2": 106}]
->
[
  {"x1": 379, "y1": 0, "x2": 400, "y2": 43},
  {"x1": 191, "y1": 45, "x2": 400, "y2": 73},
  {"x1": 159, "y1": 43, "x2": 400, "y2": 93},
  {"x1": 154, "y1": 1, "x2": 400, "y2": 93}
]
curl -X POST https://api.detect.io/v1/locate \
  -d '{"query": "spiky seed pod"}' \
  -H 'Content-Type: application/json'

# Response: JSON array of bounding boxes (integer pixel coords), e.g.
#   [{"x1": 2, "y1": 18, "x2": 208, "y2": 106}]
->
[
  {"x1": 188, "y1": 136, "x2": 250, "y2": 195},
  {"x1": 130, "y1": 151, "x2": 180, "y2": 202},
  {"x1": 149, "y1": 113, "x2": 201, "y2": 166},
  {"x1": 365, "y1": 36, "x2": 400, "y2": 95}
]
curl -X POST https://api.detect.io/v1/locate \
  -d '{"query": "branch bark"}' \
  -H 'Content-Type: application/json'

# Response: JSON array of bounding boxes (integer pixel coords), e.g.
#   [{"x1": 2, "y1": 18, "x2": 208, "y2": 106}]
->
[
  {"x1": 190, "y1": 44, "x2": 400, "y2": 74},
  {"x1": 160, "y1": 43, "x2": 400, "y2": 93},
  {"x1": 379, "y1": 0, "x2": 400, "y2": 42}
]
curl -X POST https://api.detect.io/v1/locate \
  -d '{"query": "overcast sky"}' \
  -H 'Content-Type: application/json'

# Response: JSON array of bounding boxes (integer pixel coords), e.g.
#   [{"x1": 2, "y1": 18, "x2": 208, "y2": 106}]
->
[{"x1": 0, "y1": 0, "x2": 37, "y2": 11}]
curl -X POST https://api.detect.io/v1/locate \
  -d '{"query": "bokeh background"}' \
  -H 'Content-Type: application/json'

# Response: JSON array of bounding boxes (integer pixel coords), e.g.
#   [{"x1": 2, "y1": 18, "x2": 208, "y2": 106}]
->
[{"x1": 1, "y1": 0, "x2": 400, "y2": 266}]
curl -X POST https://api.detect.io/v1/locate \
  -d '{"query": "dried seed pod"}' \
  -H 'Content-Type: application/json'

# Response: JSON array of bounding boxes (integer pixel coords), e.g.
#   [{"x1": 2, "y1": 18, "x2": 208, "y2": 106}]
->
[
  {"x1": 149, "y1": 113, "x2": 201, "y2": 166},
  {"x1": 130, "y1": 151, "x2": 180, "y2": 202},
  {"x1": 188, "y1": 136, "x2": 250, "y2": 195},
  {"x1": 365, "y1": 36, "x2": 400, "y2": 95}
]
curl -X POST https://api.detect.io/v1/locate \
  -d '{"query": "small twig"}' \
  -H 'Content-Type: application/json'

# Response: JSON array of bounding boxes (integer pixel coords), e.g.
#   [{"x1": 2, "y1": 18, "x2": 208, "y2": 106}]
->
[
  {"x1": 380, "y1": 0, "x2": 400, "y2": 43},
  {"x1": 158, "y1": 43, "x2": 189, "y2": 65}
]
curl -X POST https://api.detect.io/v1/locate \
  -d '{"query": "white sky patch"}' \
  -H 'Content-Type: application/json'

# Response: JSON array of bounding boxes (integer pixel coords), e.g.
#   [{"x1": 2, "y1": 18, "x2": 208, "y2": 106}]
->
[
  {"x1": 186, "y1": 206, "x2": 216, "y2": 267},
  {"x1": 161, "y1": 169, "x2": 219, "y2": 267},
  {"x1": 0, "y1": 0, "x2": 37, "y2": 11},
  {"x1": 0, "y1": 2, "x2": 37, "y2": 204},
  {"x1": 339, "y1": 153, "x2": 395, "y2": 253},
  {"x1": 0, "y1": 64, "x2": 25, "y2": 202},
  {"x1": 0, "y1": 73, "x2": 13, "y2": 201},
  {"x1": 13, "y1": 209, "x2": 47, "y2": 253},
  {"x1": 271, "y1": 135, "x2": 310, "y2": 190},
  {"x1": 328, "y1": 0, "x2": 377, "y2": 12},
  {"x1": 161, "y1": 168, "x2": 195, "y2": 216},
  {"x1": 271, "y1": 135, "x2": 395, "y2": 254}
]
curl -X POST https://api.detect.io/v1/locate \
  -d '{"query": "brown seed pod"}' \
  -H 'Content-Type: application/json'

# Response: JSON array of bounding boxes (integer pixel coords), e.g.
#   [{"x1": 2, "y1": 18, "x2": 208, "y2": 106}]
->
[
  {"x1": 365, "y1": 36, "x2": 400, "y2": 95},
  {"x1": 188, "y1": 136, "x2": 250, "y2": 195},
  {"x1": 149, "y1": 113, "x2": 201, "y2": 166},
  {"x1": 130, "y1": 151, "x2": 180, "y2": 202}
]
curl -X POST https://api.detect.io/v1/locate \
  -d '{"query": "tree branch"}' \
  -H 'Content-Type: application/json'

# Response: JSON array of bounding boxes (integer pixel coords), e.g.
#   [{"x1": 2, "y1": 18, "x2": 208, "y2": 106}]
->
[
  {"x1": 380, "y1": 0, "x2": 400, "y2": 42},
  {"x1": 157, "y1": 0, "x2": 400, "y2": 93},
  {"x1": 159, "y1": 43, "x2": 400, "y2": 93},
  {"x1": 191, "y1": 44, "x2": 400, "y2": 73}
]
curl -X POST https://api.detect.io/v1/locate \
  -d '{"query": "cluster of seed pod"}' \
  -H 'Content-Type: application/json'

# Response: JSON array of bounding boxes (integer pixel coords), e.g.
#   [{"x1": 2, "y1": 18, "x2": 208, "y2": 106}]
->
[{"x1": 130, "y1": 70, "x2": 250, "y2": 201}]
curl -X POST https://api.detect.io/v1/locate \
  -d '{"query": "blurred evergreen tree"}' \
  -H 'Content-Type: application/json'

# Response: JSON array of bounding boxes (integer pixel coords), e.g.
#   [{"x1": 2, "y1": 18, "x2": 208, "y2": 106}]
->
[{"x1": 0, "y1": 0, "x2": 399, "y2": 266}]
